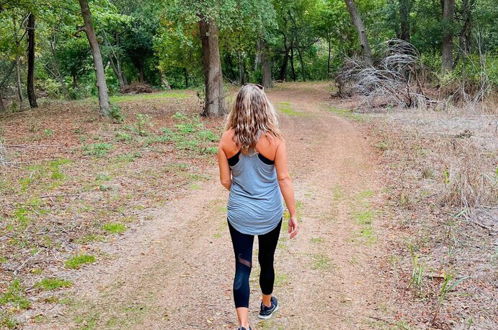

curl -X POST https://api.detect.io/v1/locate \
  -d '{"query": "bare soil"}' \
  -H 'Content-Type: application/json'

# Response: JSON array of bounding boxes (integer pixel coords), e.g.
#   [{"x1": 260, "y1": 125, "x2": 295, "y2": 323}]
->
[{"x1": 20, "y1": 82, "x2": 394, "y2": 329}]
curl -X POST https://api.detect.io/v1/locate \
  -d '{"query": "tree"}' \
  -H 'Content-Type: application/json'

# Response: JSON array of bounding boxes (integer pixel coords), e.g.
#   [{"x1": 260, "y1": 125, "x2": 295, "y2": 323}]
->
[
  {"x1": 344, "y1": 0, "x2": 373, "y2": 65},
  {"x1": 78, "y1": 0, "x2": 110, "y2": 116},
  {"x1": 441, "y1": 0, "x2": 455, "y2": 72},
  {"x1": 199, "y1": 16, "x2": 226, "y2": 116},
  {"x1": 26, "y1": 12, "x2": 37, "y2": 108},
  {"x1": 399, "y1": 0, "x2": 412, "y2": 41},
  {"x1": 261, "y1": 40, "x2": 272, "y2": 88}
]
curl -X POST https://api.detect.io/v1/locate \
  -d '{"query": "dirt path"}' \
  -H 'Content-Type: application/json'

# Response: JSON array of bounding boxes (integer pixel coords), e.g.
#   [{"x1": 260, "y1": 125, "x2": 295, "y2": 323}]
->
[{"x1": 33, "y1": 82, "x2": 390, "y2": 329}]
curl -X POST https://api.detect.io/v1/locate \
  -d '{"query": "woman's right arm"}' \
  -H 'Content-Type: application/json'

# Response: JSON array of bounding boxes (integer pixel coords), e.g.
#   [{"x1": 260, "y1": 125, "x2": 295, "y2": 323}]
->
[{"x1": 274, "y1": 139, "x2": 298, "y2": 238}]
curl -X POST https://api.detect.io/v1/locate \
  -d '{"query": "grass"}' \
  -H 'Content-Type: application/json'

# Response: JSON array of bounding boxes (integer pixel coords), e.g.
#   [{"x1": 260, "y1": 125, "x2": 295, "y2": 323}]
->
[
  {"x1": 83, "y1": 143, "x2": 113, "y2": 157},
  {"x1": 276, "y1": 102, "x2": 307, "y2": 116},
  {"x1": 0, "y1": 279, "x2": 31, "y2": 310},
  {"x1": 109, "y1": 91, "x2": 190, "y2": 103},
  {"x1": 102, "y1": 222, "x2": 127, "y2": 234},
  {"x1": 311, "y1": 254, "x2": 332, "y2": 270},
  {"x1": 65, "y1": 254, "x2": 96, "y2": 269},
  {"x1": 34, "y1": 278, "x2": 73, "y2": 291},
  {"x1": 326, "y1": 106, "x2": 364, "y2": 122},
  {"x1": 310, "y1": 237, "x2": 324, "y2": 244}
]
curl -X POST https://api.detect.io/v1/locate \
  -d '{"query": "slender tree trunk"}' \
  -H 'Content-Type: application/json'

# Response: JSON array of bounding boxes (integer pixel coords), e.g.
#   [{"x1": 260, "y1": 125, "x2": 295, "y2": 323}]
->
[
  {"x1": 109, "y1": 57, "x2": 125, "y2": 89},
  {"x1": 459, "y1": 0, "x2": 474, "y2": 56},
  {"x1": 117, "y1": 58, "x2": 127, "y2": 86},
  {"x1": 290, "y1": 40, "x2": 296, "y2": 81},
  {"x1": 344, "y1": 0, "x2": 373, "y2": 65},
  {"x1": 279, "y1": 48, "x2": 289, "y2": 81},
  {"x1": 296, "y1": 45, "x2": 306, "y2": 81},
  {"x1": 327, "y1": 35, "x2": 332, "y2": 76},
  {"x1": 103, "y1": 34, "x2": 127, "y2": 89},
  {"x1": 441, "y1": 0, "x2": 455, "y2": 72},
  {"x1": 238, "y1": 53, "x2": 245, "y2": 85},
  {"x1": 78, "y1": 0, "x2": 110, "y2": 116},
  {"x1": 26, "y1": 13, "x2": 38, "y2": 108},
  {"x1": 184, "y1": 68, "x2": 189, "y2": 88},
  {"x1": 0, "y1": 91, "x2": 5, "y2": 112},
  {"x1": 12, "y1": 17, "x2": 23, "y2": 109},
  {"x1": 399, "y1": 0, "x2": 412, "y2": 41},
  {"x1": 49, "y1": 37, "x2": 69, "y2": 97},
  {"x1": 15, "y1": 56, "x2": 23, "y2": 108},
  {"x1": 261, "y1": 40, "x2": 272, "y2": 89},
  {"x1": 199, "y1": 17, "x2": 226, "y2": 117}
]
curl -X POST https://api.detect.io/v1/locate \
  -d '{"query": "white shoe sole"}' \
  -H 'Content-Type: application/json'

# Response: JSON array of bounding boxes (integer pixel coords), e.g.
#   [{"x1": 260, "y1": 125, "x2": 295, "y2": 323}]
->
[{"x1": 258, "y1": 303, "x2": 279, "y2": 320}]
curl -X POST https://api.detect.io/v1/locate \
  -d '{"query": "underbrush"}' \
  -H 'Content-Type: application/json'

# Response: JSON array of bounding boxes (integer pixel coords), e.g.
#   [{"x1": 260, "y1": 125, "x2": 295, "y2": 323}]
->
[
  {"x1": 0, "y1": 93, "x2": 222, "y2": 326},
  {"x1": 370, "y1": 113, "x2": 497, "y2": 328}
]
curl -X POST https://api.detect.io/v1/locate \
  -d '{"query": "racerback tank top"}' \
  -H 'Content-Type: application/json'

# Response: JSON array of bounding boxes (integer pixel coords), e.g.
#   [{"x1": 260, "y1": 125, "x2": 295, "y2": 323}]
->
[{"x1": 227, "y1": 149, "x2": 284, "y2": 235}]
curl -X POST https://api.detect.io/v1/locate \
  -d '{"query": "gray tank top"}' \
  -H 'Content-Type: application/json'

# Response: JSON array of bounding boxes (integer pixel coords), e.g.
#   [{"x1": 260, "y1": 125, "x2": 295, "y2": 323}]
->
[{"x1": 227, "y1": 149, "x2": 284, "y2": 235}]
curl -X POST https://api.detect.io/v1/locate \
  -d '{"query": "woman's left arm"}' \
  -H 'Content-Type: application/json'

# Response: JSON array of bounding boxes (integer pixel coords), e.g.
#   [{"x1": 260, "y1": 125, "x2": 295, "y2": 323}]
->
[{"x1": 217, "y1": 141, "x2": 231, "y2": 190}]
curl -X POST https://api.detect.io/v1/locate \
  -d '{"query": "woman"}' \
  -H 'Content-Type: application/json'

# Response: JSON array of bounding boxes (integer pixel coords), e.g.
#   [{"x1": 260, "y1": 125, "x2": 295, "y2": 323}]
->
[{"x1": 217, "y1": 84, "x2": 298, "y2": 330}]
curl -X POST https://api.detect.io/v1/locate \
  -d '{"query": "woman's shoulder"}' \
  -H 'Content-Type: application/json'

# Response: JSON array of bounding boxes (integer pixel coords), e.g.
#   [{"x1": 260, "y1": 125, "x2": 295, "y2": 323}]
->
[{"x1": 220, "y1": 129, "x2": 239, "y2": 156}]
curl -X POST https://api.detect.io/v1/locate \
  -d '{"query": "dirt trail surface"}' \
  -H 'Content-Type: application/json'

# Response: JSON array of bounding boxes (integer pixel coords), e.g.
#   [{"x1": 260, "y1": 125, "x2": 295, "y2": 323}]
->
[{"x1": 32, "y1": 82, "x2": 390, "y2": 329}]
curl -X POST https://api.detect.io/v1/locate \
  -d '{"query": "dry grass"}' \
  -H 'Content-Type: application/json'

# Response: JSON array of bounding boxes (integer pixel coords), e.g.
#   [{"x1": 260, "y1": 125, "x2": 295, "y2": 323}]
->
[
  {"x1": 367, "y1": 107, "x2": 497, "y2": 328},
  {"x1": 0, "y1": 91, "x2": 223, "y2": 326}
]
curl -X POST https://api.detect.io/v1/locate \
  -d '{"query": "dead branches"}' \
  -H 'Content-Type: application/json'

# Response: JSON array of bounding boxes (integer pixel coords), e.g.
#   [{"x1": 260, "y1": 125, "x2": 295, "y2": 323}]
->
[{"x1": 336, "y1": 39, "x2": 431, "y2": 110}]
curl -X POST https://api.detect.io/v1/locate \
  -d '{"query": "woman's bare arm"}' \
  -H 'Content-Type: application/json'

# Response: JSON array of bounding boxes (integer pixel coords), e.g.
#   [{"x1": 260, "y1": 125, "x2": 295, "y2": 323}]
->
[
  {"x1": 217, "y1": 140, "x2": 232, "y2": 190},
  {"x1": 274, "y1": 139, "x2": 298, "y2": 238}
]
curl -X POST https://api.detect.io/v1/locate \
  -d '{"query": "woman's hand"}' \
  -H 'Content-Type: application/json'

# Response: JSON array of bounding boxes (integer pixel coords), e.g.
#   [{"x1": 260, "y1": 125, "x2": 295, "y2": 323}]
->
[{"x1": 288, "y1": 215, "x2": 298, "y2": 239}]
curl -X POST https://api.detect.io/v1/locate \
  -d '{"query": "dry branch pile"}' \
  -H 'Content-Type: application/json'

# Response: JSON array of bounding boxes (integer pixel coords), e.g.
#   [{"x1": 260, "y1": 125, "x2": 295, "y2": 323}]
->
[{"x1": 336, "y1": 39, "x2": 431, "y2": 110}]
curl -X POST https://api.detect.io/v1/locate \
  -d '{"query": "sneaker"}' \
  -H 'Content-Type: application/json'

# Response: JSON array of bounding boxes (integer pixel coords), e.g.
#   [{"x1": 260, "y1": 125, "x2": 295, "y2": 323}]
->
[
  {"x1": 237, "y1": 327, "x2": 251, "y2": 330},
  {"x1": 258, "y1": 296, "x2": 279, "y2": 319}
]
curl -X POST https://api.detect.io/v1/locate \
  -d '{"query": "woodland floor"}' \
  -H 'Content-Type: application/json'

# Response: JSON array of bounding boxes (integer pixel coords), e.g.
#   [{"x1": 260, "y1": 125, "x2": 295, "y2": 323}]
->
[{"x1": 1, "y1": 82, "x2": 496, "y2": 329}]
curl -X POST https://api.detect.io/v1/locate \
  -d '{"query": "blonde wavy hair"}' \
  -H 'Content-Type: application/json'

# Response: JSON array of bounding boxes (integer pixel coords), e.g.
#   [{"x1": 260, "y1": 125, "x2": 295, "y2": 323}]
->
[{"x1": 225, "y1": 84, "x2": 281, "y2": 152}]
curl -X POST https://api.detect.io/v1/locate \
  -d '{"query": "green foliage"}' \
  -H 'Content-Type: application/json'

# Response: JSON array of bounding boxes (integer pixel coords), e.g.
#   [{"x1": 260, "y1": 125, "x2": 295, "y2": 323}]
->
[
  {"x1": 109, "y1": 104, "x2": 124, "y2": 123},
  {"x1": 134, "y1": 114, "x2": 151, "y2": 136},
  {"x1": 65, "y1": 254, "x2": 96, "y2": 269},
  {"x1": 83, "y1": 143, "x2": 113, "y2": 157},
  {"x1": 0, "y1": 279, "x2": 31, "y2": 310},
  {"x1": 102, "y1": 222, "x2": 127, "y2": 234},
  {"x1": 34, "y1": 278, "x2": 73, "y2": 291}
]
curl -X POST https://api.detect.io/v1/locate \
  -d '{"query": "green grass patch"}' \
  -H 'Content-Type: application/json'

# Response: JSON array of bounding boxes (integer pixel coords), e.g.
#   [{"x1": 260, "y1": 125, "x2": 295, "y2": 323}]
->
[
  {"x1": 311, "y1": 254, "x2": 332, "y2": 270},
  {"x1": 276, "y1": 102, "x2": 307, "y2": 116},
  {"x1": 326, "y1": 106, "x2": 364, "y2": 122},
  {"x1": 310, "y1": 237, "x2": 324, "y2": 244},
  {"x1": 34, "y1": 278, "x2": 73, "y2": 291},
  {"x1": 0, "y1": 279, "x2": 31, "y2": 310},
  {"x1": 353, "y1": 209, "x2": 374, "y2": 225},
  {"x1": 102, "y1": 222, "x2": 127, "y2": 234},
  {"x1": 65, "y1": 254, "x2": 96, "y2": 269},
  {"x1": 83, "y1": 143, "x2": 113, "y2": 157}
]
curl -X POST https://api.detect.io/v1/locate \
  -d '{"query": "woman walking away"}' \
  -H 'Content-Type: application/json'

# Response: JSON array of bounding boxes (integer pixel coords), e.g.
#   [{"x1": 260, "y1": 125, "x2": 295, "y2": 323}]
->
[{"x1": 217, "y1": 84, "x2": 298, "y2": 330}]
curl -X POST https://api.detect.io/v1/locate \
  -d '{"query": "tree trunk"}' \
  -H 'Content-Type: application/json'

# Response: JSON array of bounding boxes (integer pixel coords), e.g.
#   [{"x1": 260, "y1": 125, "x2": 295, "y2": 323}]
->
[
  {"x1": 0, "y1": 91, "x2": 5, "y2": 112},
  {"x1": 290, "y1": 41, "x2": 296, "y2": 81},
  {"x1": 296, "y1": 45, "x2": 306, "y2": 81},
  {"x1": 78, "y1": 0, "x2": 110, "y2": 116},
  {"x1": 399, "y1": 0, "x2": 412, "y2": 41},
  {"x1": 279, "y1": 48, "x2": 289, "y2": 81},
  {"x1": 459, "y1": 0, "x2": 474, "y2": 56},
  {"x1": 26, "y1": 13, "x2": 38, "y2": 108},
  {"x1": 15, "y1": 56, "x2": 23, "y2": 109},
  {"x1": 344, "y1": 0, "x2": 373, "y2": 65},
  {"x1": 441, "y1": 0, "x2": 455, "y2": 72},
  {"x1": 199, "y1": 17, "x2": 226, "y2": 117},
  {"x1": 238, "y1": 53, "x2": 245, "y2": 85},
  {"x1": 184, "y1": 68, "x2": 189, "y2": 88},
  {"x1": 327, "y1": 35, "x2": 332, "y2": 76},
  {"x1": 261, "y1": 40, "x2": 272, "y2": 89}
]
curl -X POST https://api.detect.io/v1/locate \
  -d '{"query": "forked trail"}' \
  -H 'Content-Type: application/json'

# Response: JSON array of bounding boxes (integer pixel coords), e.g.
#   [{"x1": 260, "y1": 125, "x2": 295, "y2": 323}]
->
[{"x1": 35, "y1": 82, "x2": 389, "y2": 329}]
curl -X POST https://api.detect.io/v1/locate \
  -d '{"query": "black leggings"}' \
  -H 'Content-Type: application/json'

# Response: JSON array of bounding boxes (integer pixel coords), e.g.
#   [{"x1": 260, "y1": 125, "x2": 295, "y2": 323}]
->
[{"x1": 228, "y1": 220, "x2": 282, "y2": 308}]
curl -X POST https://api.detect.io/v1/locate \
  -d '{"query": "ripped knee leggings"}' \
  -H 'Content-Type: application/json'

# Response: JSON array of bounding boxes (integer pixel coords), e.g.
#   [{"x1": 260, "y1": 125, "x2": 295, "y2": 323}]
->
[{"x1": 228, "y1": 219, "x2": 282, "y2": 308}]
